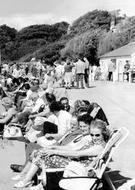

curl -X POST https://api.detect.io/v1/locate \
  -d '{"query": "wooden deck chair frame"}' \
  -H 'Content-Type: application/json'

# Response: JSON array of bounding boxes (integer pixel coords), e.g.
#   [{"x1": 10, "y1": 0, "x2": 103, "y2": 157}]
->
[{"x1": 58, "y1": 127, "x2": 129, "y2": 190}]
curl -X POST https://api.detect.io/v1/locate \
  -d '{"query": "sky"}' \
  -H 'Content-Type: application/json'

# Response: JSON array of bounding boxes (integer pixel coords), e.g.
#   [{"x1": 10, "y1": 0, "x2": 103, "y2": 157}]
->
[{"x1": 0, "y1": 0, "x2": 135, "y2": 30}]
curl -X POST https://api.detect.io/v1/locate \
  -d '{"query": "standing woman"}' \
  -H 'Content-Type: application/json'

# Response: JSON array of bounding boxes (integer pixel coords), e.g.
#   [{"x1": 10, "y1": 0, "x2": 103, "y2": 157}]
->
[{"x1": 64, "y1": 59, "x2": 73, "y2": 89}]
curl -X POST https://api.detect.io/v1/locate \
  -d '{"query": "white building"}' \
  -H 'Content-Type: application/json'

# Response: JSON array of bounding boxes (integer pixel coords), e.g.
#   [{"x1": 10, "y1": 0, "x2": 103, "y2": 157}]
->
[{"x1": 99, "y1": 41, "x2": 135, "y2": 82}]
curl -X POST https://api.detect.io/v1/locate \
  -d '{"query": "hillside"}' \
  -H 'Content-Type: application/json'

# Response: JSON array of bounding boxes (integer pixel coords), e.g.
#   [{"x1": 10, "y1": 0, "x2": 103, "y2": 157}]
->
[
  {"x1": 0, "y1": 22, "x2": 69, "y2": 62},
  {"x1": 1, "y1": 10, "x2": 135, "y2": 65}
]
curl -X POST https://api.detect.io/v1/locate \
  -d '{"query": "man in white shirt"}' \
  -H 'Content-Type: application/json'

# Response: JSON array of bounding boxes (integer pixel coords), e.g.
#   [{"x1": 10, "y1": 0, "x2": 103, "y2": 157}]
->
[
  {"x1": 12, "y1": 66, "x2": 20, "y2": 79},
  {"x1": 45, "y1": 101, "x2": 72, "y2": 141},
  {"x1": 75, "y1": 57, "x2": 85, "y2": 89}
]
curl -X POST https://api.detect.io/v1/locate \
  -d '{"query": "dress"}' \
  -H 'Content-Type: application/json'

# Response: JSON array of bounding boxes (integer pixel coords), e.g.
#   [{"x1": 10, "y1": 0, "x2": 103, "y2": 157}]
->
[
  {"x1": 31, "y1": 139, "x2": 105, "y2": 169},
  {"x1": 64, "y1": 64, "x2": 73, "y2": 88}
]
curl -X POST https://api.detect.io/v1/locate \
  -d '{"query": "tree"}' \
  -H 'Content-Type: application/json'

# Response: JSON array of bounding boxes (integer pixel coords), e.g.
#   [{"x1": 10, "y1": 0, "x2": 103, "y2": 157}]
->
[
  {"x1": 19, "y1": 40, "x2": 65, "y2": 64},
  {"x1": 61, "y1": 30, "x2": 100, "y2": 65},
  {"x1": 68, "y1": 10, "x2": 111, "y2": 36},
  {"x1": 14, "y1": 22, "x2": 69, "y2": 61},
  {"x1": 0, "y1": 25, "x2": 17, "y2": 60},
  {"x1": 16, "y1": 22, "x2": 69, "y2": 42},
  {"x1": 98, "y1": 16, "x2": 135, "y2": 56}
]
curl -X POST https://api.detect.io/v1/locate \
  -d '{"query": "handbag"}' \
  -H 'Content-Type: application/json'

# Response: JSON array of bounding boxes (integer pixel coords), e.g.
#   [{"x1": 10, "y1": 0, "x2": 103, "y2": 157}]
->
[{"x1": 3, "y1": 124, "x2": 23, "y2": 138}]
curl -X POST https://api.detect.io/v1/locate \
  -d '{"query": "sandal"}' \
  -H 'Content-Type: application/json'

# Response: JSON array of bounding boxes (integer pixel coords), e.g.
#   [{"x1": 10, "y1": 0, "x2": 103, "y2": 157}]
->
[
  {"x1": 11, "y1": 174, "x2": 21, "y2": 181},
  {"x1": 14, "y1": 180, "x2": 32, "y2": 188},
  {"x1": 10, "y1": 164, "x2": 24, "y2": 173}
]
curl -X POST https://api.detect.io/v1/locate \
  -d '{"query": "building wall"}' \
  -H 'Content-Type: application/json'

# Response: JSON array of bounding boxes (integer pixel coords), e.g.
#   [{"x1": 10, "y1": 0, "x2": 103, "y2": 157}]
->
[
  {"x1": 99, "y1": 59, "x2": 109, "y2": 80},
  {"x1": 100, "y1": 56, "x2": 131, "y2": 81}
]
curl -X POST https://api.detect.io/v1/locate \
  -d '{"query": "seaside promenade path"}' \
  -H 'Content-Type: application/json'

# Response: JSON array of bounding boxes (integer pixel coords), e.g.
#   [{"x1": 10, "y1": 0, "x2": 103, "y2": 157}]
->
[{"x1": 0, "y1": 81, "x2": 135, "y2": 190}]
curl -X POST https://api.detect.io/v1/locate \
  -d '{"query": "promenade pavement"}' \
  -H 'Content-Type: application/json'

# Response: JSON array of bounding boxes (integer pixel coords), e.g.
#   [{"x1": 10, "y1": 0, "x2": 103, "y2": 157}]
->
[{"x1": 0, "y1": 81, "x2": 135, "y2": 190}]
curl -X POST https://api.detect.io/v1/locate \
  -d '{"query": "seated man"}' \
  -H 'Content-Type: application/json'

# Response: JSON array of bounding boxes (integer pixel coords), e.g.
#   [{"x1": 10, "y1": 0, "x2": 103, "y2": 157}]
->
[{"x1": 60, "y1": 97, "x2": 71, "y2": 112}]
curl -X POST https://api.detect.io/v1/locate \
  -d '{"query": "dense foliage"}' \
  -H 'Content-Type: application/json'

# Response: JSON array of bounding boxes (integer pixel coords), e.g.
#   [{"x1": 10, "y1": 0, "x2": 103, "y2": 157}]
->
[
  {"x1": 0, "y1": 10, "x2": 135, "y2": 65},
  {"x1": 0, "y1": 22, "x2": 69, "y2": 62},
  {"x1": 61, "y1": 30, "x2": 100, "y2": 64},
  {"x1": 68, "y1": 10, "x2": 111, "y2": 36},
  {"x1": 98, "y1": 16, "x2": 135, "y2": 56}
]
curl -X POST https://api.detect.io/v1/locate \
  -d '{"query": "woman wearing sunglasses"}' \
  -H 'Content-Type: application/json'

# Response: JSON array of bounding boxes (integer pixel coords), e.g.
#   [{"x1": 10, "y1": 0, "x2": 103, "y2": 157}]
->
[{"x1": 13, "y1": 118, "x2": 110, "y2": 188}]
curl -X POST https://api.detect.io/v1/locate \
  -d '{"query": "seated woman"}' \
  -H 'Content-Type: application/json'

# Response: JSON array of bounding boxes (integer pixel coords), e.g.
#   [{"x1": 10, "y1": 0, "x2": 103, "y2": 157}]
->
[
  {"x1": 49, "y1": 114, "x2": 93, "y2": 150},
  {"x1": 24, "y1": 114, "x2": 82, "y2": 165},
  {"x1": 9, "y1": 93, "x2": 55, "y2": 137},
  {"x1": 21, "y1": 92, "x2": 39, "y2": 112},
  {"x1": 10, "y1": 114, "x2": 82, "y2": 173},
  {"x1": 13, "y1": 82, "x2": 30, "y2": 109},
  {"x1": 29, "y1": 92, "x2": 56, "y2": 120},
  {"x1": 0, "y1": 97, "x2": 17, "y2": 133},
  {"x1": 37, "y1": 101, "x2": 72, "y2": 141},
  {"x1": 13, "y1": 118, "x2": 110, "y2": 188}
]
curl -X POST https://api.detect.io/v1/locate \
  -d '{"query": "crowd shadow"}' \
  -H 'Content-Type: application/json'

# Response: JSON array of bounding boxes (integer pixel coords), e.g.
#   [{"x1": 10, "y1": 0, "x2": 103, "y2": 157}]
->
[
  {"x1": 88, "y1": 85, "x2": 96, "y2": 88},
  {"x1": 69, "y1": 85, "x2": 96, "y2": 89}
]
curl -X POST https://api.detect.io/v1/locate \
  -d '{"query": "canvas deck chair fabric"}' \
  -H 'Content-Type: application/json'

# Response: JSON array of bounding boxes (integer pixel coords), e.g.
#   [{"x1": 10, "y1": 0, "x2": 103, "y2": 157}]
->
[{"x1": 59, "y1": 127, "x2": 129, "y2": 190}]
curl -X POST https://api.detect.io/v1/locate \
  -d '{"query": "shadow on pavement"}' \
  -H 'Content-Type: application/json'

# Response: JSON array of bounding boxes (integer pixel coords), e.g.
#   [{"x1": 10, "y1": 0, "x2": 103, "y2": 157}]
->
[
  {"x1": 103, "y1": 170, "x2": 131, "y2": 190},
  {"x1": 88, "y1": 86, "x2": 96, "y2": 88}
]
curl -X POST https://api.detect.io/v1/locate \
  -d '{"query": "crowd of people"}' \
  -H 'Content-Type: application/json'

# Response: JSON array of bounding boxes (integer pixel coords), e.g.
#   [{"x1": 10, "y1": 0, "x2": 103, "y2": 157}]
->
[
  {"x1": 0, "y1": 58, "x2": 113, "y2": 189},
  {"x1": 0, "y1": 56, "x2": 101, "y2": 93},
  {"x1": 54, "y1": 57, "x2": 101, "y2": 89}
]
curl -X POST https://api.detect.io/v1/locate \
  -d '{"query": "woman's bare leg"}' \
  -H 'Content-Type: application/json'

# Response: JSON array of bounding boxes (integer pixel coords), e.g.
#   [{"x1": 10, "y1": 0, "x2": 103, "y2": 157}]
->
[
  {"x1": 22, "y1": 163, "x2": 39, "y2": 184},
  {"x1": 20, "y1": 161, "x2": 31, "y2": 176}
]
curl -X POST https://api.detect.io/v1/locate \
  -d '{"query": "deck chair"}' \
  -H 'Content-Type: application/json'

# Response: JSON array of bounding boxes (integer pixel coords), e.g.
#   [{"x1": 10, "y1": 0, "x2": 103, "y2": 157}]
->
[
  {"x1": 37, "y1": 133, "x2": 86, "y2": 189},
  {"x1": 59, "y1": 127, "x2": 129, "y2": 190},
  {"x1": 37, "y1": 133, "x2": 71, "y2": 189}
]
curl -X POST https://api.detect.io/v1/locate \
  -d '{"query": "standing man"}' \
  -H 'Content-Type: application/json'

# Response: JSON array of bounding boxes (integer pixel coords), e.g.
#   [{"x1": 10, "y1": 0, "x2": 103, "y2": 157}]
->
[
  {"x1": 75, "y1": 57, "x2": 85, "y2": 89},
  {"x1": 84, "y1": 57, "x2": 89, "y2": 88},
  {"x1": 108, "y1": 60, "x2": 115, "y2": 81},
  {"x1": 124, "y1": 60, "x2": 130, "y2": 81}
]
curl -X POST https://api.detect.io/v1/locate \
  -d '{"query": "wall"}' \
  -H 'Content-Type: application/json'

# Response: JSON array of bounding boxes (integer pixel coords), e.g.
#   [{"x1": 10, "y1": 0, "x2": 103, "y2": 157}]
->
[{"x1": 100, "y1": 56, "x2": 131, "y2": 82}]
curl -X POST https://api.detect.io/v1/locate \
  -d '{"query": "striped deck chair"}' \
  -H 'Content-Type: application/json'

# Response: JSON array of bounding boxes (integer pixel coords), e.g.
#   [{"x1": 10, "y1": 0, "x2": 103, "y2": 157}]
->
[{"x1": 59, "y1": 127, "x2": 129, "y2": 190}]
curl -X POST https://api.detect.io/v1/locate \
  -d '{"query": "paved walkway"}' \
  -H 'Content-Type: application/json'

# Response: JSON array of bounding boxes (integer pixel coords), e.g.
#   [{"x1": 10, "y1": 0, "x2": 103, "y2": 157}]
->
[
  {"x1": 69, "y1": 81, "x2": 135, "y2": 179},
  {"x1": 0, "y1": 81, "x2": 135, "y2": 189}
]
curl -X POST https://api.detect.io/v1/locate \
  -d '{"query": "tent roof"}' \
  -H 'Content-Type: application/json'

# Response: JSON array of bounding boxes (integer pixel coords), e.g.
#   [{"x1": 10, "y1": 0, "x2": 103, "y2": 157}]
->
[{"x1": 100, "y1": 41, "x2": 135, "y2": 59}]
